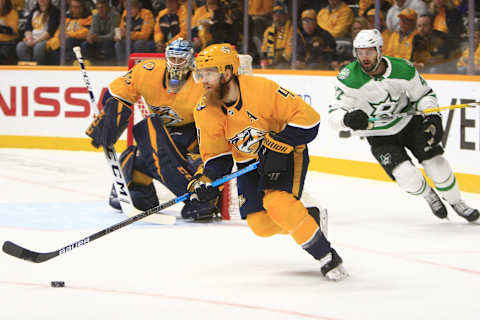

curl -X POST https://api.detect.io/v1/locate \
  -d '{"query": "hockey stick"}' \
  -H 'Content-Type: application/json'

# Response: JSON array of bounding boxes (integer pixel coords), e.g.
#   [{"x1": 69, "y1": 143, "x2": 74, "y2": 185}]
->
[
  {"x1": 2, "y1": 161, "x2": 259, "y2": 263},
  {"x1": 72, "y1": 47, "x2": 173, "y2": 225},
  {"x1": 368, "y1": 102, "x2": 479, "y2": 122}
]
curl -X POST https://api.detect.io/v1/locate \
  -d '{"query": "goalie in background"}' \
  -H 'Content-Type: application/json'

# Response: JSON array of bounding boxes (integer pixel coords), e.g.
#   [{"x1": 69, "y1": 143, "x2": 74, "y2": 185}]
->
[
  {"x1": 328, "y1": 29, "x2": 479, "y2": 223},
  {"x1": 188, "y1": 43, "x2": 348, "y2": 281},
  {"x1": 85, "y1": 38, "x2": 220, "y2": 221}
]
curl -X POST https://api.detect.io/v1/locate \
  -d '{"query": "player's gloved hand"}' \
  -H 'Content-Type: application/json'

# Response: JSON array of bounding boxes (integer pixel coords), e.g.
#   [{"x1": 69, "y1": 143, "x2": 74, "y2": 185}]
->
[
  {"x1": 85, "y1": 97, "x2": 132, "y2": 148},
  {"x1": 257, "y1": 132, "x2": 294, "y2": 176},
  {"x1": 187, "y1": 174, "x2": 219, "y2": 202},
  {"x1": 422, "y1": 114, "x2": 443, "y2": 146},
  {"x1": 343, "y1": 109, "x2": 369, "y2": 130}
]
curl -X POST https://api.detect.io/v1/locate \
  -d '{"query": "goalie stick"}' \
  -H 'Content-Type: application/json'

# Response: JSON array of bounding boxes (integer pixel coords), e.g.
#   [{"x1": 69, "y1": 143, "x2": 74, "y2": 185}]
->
[
  {"x1": 2, "y1": 161, "x2": 259, "y2": 263},
  {"x1": 368, "y1": 102, "x2": 478, "y2": 122},
  {"x1": 72, "y1": 47, "x2": 173, "y2": 225}
]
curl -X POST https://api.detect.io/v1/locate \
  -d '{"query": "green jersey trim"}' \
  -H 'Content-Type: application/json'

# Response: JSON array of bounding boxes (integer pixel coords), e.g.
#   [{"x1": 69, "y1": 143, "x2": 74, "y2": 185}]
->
[
  {"x1": 337, "y1": 61, "x2": 371, "y2": 89},
  {"x1": 385, "y1": 56, "x2": 416, "y2": 81}
]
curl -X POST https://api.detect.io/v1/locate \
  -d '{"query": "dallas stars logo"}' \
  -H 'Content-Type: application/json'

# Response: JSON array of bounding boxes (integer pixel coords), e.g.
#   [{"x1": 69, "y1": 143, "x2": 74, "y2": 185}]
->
[
  {"x1": 379, "y1": 153, "x2": 392, "y2": 166},
  {"x1": 368, "y1": 93, "x2": 400, "y2": 118}
]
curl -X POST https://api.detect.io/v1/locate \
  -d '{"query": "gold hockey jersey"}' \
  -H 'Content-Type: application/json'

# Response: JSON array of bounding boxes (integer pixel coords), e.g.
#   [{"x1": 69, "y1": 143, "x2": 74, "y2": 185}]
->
[
  {"x1": 194, "y1": 75, "x2": 320, "y2": 165},
  {"x1": 109, "y1": 59, "x2": 204, "y2": 127}
]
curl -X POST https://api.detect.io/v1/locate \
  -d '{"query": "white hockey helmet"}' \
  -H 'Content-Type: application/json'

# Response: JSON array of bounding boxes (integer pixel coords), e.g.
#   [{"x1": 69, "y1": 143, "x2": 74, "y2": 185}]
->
[{"x1": 353, "y1": 29, "x2": 384, "y2": 71}]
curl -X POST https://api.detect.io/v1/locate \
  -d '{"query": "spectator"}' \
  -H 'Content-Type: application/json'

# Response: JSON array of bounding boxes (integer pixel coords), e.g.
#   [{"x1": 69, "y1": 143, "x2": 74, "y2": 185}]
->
[
  {"x1": 10, "y1": 0, "x2": 22, "y2": 11},
  {"x1": 190, "y1": 0, "x2": 219, "y2": 52},
  {"x1": 334, "y1": 16, "x2": 368, "y2": 70},
  {"x1": 366, "y1": 8, "x2": 392, "y2": 43},
  {"x1": 413, "y1": 14, "x2": 456, "y2": 73},
  {"x1": 114, "y1": 0, "x2": 154, "y2": 65},
  {"x1": 428, "y1": 0, "x2": 465, "y2": 50},
  {"x1": 383, "y1": 8, "x2": 426, "y2": 68},
  {"x1": 154, "y1": 0, "x2": 187, "y2": 53},
  {"x1": 248, "y1": 0, "x2": 274, "y2": 62},
  {"x1": 47, "y1": 0, "x2": 92, "y2": 64},
  {"x1": 456, "y1": 29, "x2": 480, "y2": 74},
  {"x1": 16, "y1": 0, "x2": 59, "y2": 65},
  {"x1": 0, "y1": 0, "x2": 18, "y2": 65},
  {"x1": 295, "y1": 9, "x2": 337, "y2": 70},
  {"x1": 359, "y1": 0, "x2": 393, "y2": 17},
  {"x1": 207, "y1": 5, "x2": 242, "y2": 48},
  {"x1": 81, "y1": 0, "x2": 120, "y2": 65},
  {"x1": 316, "y1": 0, "x2": 354, "y2": 39},
  {"x1": 260, "y1": 2, "x2": 292, "y2": 69},
  {"x1": 386, "y1": 0, "x2": 428, "y2": 32}
]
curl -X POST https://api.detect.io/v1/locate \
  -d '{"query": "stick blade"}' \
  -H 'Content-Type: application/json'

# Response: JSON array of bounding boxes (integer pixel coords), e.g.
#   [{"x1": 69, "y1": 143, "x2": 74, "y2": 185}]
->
[{"x1": 2, "y1": 241, "x2": 56, "y2": 263}]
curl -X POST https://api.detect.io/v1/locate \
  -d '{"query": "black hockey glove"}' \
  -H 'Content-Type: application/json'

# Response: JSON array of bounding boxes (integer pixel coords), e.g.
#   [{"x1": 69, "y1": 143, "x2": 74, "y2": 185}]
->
[
  {"x1": 422, "y1": 114, "x2": 443, "y2": 146},
  {"x1": 257, "y1": 132, "x2": 294, "y2": 176},
  {"x1": 85, "y1": 97, "x2": 133, "y2": 148},
  {"x1": 187, "y1": 174, "x2": 219, "y2": 202},
  {"x1": 343, "y1": 109, "x2": 369, "y2": 130}
]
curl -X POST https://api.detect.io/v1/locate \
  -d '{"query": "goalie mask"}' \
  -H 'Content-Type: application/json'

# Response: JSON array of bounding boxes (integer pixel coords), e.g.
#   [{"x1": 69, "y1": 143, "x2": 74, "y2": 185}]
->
[
  {"x1": 353, "y1": 29, "x2": 384, "y2": 73},
  {"x1": 165, "y1": 38, "x2": 194, "y2": 93}
]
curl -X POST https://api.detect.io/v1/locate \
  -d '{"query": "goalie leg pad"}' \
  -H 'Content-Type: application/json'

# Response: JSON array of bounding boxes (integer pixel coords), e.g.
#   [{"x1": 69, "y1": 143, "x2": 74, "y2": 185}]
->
[
  {"x1": 246, "y1": 210, "x2": 287, "y2": 237},
  {"x1": 129, "y1": 182, "x2": 159, "y2": 211},
  {"x1": 133, "y1": 117, "x2": 199, "y2": 196},
  {"x1": 118, "y1": 145, "x2": 139, "y2": 185},
  {"x1": 392, "y1": 161, "x2": 428, "y2": 196},
  {"x1": 422, "y1": 155, "x2": 460, "y2": 204},
  {"x1": 85, "y1": 97, "x2": 132, "y2": 148},
  {"x1": 263, "y1": 190, "x2": 331, "y2": 260}
]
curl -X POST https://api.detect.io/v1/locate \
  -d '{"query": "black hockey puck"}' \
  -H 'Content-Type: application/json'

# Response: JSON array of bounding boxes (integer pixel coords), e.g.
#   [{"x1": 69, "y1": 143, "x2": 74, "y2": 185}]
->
[{"x1": 50, "y1": 281, "x2": 65, "y2": 287}]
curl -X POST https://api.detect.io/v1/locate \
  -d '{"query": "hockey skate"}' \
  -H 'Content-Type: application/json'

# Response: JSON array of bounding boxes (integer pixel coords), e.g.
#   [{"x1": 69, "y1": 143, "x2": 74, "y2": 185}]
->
[
  {"x1": 451, "y1": 200, "x2": 479, "y2": 223},
  {"x1": 423, "y1": 188, "x2": 448, "y2": 219},
  {"x1": 319, "y1": 248, "x2": 349, "y2": 281}
]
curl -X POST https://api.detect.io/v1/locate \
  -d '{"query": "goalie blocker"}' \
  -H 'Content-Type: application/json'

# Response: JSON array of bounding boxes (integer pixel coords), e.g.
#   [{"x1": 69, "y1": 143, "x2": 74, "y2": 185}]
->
[{"x1": 86, "y1": 96, "x2": 133, "y2": 148}]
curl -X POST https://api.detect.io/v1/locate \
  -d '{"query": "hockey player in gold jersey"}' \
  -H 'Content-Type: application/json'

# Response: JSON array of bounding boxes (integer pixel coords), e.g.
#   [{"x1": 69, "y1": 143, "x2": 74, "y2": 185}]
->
[
  {"x1": 188, "y1": 43, "x2": 348, "y2": 281},
  {"x1": 86, "y1": 39, "x2": 219, "y2": 220}
]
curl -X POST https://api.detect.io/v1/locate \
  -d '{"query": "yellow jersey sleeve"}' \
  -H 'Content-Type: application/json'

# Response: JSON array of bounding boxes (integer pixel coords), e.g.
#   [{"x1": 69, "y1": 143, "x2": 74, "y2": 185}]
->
[
  {"x1": 193, "y1": 97, "x2": 231, "y2": 165},
  {"x1": 246, "y1": 77, "x2": 320, "y2": 131},
  {"x1": 109, "y1": 59, "x2": 166, "y2": 104}
]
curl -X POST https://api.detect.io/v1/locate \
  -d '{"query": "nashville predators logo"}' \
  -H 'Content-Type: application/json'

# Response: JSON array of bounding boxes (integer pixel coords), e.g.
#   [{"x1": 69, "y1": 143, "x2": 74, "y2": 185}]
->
[
  {"x1": 149, "y1": 105, "x2": 183, "y2": 126},
  {"x1": 228, "y1": 127, "x2": 266, "y2": 154},
  {"x1": 143, "y1": 62, "x2": 155, "y2": 70}
]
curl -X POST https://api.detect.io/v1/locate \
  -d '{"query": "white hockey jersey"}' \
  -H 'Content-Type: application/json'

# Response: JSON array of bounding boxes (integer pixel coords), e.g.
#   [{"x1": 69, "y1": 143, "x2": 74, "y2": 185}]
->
[{"x1": 328, "y1": 56, "x2": 439, "y2": 137}]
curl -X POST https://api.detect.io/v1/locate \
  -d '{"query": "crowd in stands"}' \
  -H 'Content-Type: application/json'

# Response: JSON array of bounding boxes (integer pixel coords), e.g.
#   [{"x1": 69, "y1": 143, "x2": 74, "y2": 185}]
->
[{"x1": 1, "y1": 0, "x2": 480, "y2": 74}]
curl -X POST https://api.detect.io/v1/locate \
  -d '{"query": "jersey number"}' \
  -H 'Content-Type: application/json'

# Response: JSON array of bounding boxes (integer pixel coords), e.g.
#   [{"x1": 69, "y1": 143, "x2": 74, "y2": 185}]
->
[{"x1": 277, "y1": 87, "x2": 296, "y2": 99}]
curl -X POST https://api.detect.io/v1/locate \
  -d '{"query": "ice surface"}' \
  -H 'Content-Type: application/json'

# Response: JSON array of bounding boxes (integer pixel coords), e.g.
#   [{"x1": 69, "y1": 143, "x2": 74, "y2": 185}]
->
[{"x1": 0, "y1": 148, "x2": 479, "y2": 320}]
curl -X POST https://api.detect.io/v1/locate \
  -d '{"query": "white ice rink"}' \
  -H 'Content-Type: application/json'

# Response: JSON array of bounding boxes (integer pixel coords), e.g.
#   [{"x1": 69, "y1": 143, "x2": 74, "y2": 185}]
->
[{"x1": 0, "y1": 148, "x2": 479, "y2": 320}]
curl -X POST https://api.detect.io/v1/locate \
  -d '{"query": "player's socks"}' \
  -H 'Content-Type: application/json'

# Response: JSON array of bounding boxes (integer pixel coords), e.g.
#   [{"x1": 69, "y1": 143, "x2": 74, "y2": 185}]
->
[
  {"x1": 423, "y1": 187, "x2": 448, "y2": 219},
  {"x1": 450, "y1": 200, "x2": 479, "y2": 223}
]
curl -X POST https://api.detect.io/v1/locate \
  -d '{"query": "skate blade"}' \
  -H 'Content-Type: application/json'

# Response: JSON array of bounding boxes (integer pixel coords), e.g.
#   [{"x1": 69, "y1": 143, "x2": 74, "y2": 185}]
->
[{"x1": 323, "y1": 265, "x2": 349, "y2": 282}]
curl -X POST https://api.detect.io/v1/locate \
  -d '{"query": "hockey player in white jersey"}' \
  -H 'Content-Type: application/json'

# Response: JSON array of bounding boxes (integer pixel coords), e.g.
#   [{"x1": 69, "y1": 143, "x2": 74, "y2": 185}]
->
[{"x1": 328, "y1": 29, "x2": 479, "y2": 223}]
